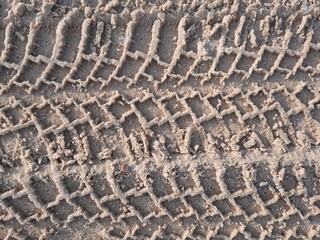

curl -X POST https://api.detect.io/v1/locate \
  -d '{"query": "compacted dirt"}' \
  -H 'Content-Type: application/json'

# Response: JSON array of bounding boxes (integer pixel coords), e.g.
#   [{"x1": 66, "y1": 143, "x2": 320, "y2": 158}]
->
[{"x1": 0, "y1": 0, "x2": 320, "y2": 239}]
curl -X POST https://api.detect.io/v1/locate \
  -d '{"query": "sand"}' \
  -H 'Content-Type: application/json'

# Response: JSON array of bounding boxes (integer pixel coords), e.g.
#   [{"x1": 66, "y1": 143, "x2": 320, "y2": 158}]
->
[{"x1": 0, "y1": 0, "x2": 320, "y2": 239}]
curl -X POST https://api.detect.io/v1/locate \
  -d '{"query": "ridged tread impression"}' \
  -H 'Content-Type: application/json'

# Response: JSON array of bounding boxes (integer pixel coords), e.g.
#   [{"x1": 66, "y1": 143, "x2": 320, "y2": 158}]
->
[
  {"x1": 0, "y1": 0, "x2": 320, "y2": 239},
  {"x1": 1, "y1": 159, "x2": 320, "y2": 239}
]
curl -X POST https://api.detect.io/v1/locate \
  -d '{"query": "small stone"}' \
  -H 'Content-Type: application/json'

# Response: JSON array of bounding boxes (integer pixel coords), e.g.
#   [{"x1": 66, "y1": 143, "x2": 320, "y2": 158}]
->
[
  {"x1": 38, "y1": 156, "x2": 49, "y2": 165},
  {"x1": 121, "y1": 163, "x2": 132, "y2": 173},
  {"x1": 194, "y1": 145, "x2": 199, "y2": 152}
]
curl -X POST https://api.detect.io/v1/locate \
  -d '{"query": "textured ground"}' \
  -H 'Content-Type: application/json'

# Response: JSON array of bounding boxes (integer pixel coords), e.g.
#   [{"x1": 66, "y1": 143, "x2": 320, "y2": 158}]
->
[{"x1": 0, "y1": 0, "x2": 320, "y2": 239}]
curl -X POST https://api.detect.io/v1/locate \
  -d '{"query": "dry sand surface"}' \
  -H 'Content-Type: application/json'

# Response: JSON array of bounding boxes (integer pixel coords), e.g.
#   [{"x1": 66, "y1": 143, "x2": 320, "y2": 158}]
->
[{"x1": 0, "y1": 0, "x2": 320, "y2": 239}]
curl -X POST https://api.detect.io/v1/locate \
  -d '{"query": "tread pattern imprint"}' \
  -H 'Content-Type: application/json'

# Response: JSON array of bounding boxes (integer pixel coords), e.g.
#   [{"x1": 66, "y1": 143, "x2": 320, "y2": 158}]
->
[{"x1": 0, "y1": 0, "x2": 320, "y2": 239}]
